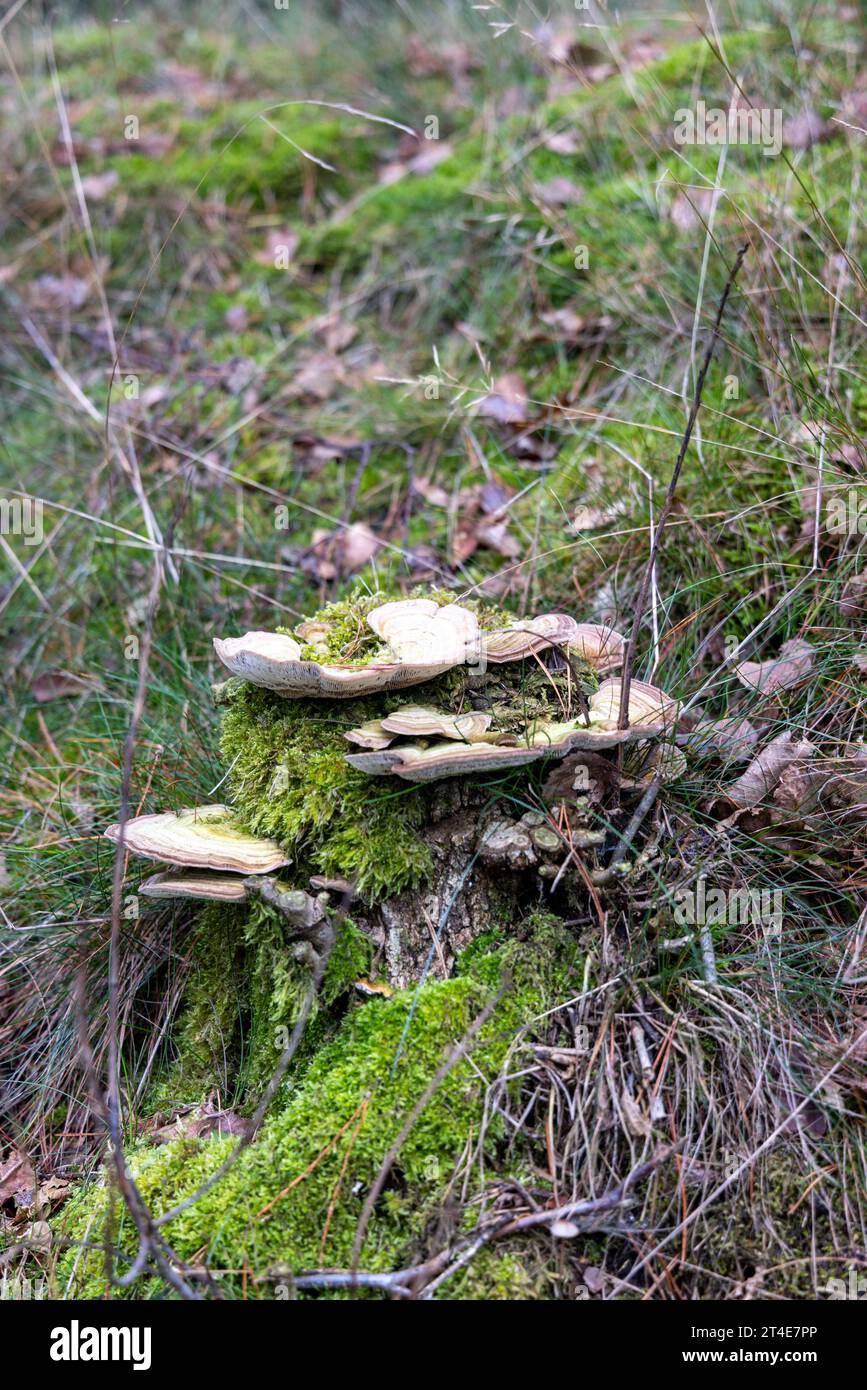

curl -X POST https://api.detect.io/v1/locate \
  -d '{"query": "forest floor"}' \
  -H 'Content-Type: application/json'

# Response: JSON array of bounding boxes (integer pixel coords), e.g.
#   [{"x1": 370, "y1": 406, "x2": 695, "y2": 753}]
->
[{"x1": 1, "y1": 0, "x2": 866, "y2": 1301}]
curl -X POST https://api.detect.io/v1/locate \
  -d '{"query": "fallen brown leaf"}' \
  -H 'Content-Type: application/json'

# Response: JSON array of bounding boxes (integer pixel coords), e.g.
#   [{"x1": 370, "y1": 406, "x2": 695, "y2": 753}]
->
[
  {"x1": 735, "y1": 638, "x2": 814, "y2": 694},
  {"x1": 473, "y1": 373, "x2": 531, "y2": 424},
  {"x1": 570, "y1": 502, "x2": 622, "y2": 532},
  {"x1": 686, "y1": 715, "x2": 759, "y2": 762},
  {"x1": 783, "y1": 110, "x2": 830, "y2": 149},
  {"x1": 149, "y1": 1102, "x2": 254, "y2": 1145},
  {"x1": 537, "y1": 305, "x2": 614, "y2": 349},
  {"x1": 543, "y1": 131, "x2": 582, "y2": 155},
  {"x1": 0, "y1": 1149, "x2": 36, "y2": 1209},
  {"x1": 839, "y1": 573, "x2": 867, "y2": 620},
  {"x1": 26, "y1": 274, "x2": 90, "y2": 311},
  {"x1": 80, "y1": 170, "x2": 119, "y2": 200},
  {"x1": 379, "y1": 140, "x2": 454, "y2": 185},
  {"x1": 406, "y1": 36, "x2": 479, "y2": 79},
  {"x1": 306, "y1": 522, "x2": 381, "y2": 579},
  {"x1": 726, "y1": 730, "x2": 816, "y2": 808},
  {"x1": 411, "y1": 476, "x2": 450, "y2": 508},
  {"x1": 293, "y1": 351, "x2": 345, "y2": 401},
  {"x1": 31, "y1": 670, "x2": 88, "y2": 704},
  {"x1": 475, "y1": 518, "x2": 522, "y2": 559},
  {"x1": 669, "y1": 185, "x2": 716, "y2": 233},
  {"x1": 533, "y1": 176, "x2": 584, "y2": 207}
]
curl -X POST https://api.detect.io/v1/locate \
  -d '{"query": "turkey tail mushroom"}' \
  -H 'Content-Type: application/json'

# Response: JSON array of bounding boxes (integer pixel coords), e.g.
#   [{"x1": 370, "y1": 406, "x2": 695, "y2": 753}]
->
[{"x1": 104, "y1": 804, "x2": 290, "y2": 874}]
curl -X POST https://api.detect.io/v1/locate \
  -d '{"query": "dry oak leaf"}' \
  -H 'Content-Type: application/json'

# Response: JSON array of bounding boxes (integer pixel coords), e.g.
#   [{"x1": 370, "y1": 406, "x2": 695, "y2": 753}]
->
[
  {"x1": 533, "y1": 176, "x2": 584, "y2": 207},
  {"x1": 537, "y1": 306, "x2": 614, "y2": 348},
  {"x1": 571, "y1": 502, "x2": 623, "y2": 532},
  {"x1": 669, "y1": 185, "x2": 716, "y2": 233},
  {"x1": 292, "y1": 351, "x2": 346, "y2": 401},
  {"x1": 620, "y1": 1088, "x2": 652, "y2": 1138},
  {"x1": 306, "y1": 522, "x2": 381, "y2": 579},
  {"x1": 31, "y1": 670, "x2": 88, "y2": 704},
  {"x1": 685, "y1": 716, "x2": 759, "y2": 763},
  {"x1": 80, "y1": 170, "x2": 119, "y2": 200},
  {"x1": 475, "y1": 518, "x2": 522, "y2": 559},
  {"x1": 543, "y1": 130, "x2": 581, "y2": 155},
  {"x1": 726, "y1": 730, "x2": 817, "y2": 808},
  {"x1": 411, "y1": 476, "x2": 450, "y2": 508},
  {"x1": 379, "y1": 140, "x2": 454, "y2": 184},
  {"x1": 26, "y1": 274, "x2": 90, "y2": 311},
  {"x1": 839, "y1": 573, "x2": 867, "y2": 620},
  {"x1": 0, "y1": 1149, "x2": 36, "y2": 1208},
  {"x1": 735, "y1": 638, "x2": 814, "y2": 694},
  {"x1": 772, "y1": 761, "x2": 825, "y2": 815},
  {"x1": 150, "y1": 1101, "x2": 254, "y2": 1145},
  {"x1": 473, "y1": 373, "x2": 531, "y2": 424},
  {"x1": 783, "y1": 109, "x2": 830, "y2": 149}
]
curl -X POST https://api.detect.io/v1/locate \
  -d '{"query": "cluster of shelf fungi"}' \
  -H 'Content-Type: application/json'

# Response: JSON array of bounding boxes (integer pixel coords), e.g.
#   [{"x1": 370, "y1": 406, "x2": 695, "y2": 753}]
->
[{"x1": 107, "y1": 598, "x2": 679, "y2": 990}]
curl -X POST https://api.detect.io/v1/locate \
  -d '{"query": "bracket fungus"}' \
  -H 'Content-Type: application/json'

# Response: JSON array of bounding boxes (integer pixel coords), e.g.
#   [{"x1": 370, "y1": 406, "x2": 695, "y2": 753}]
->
[
  {"x1": 484, "y1": 616, "x2": 624, "y2": 672},
  {"x1": 584, "y1": 678, "x2": 678, "y2": 731},
  {"x1": 214, "y1": 598, "x2": 626, "y2": 699},
  {"x1": 213, "y1": 598, "x2": 482, "y2": 698},
  {"x1": 139, "y1": 870, "x2": 250, "y2": 903},
  {"x1": 104, "y1": 804, "x2": 290, "y2": 874},
  {"x1": 380, "y1": 705, "x2": 493, "y2": 740},
  {"x1": 344, "y1": 678, "x2": 678, "y2": 783},
  {"x1": 115, "y1": 597, "x2": 673, "y2": 913},
  {"x1": 343, "y1": 718, "x2": 395, "y2": 750}
]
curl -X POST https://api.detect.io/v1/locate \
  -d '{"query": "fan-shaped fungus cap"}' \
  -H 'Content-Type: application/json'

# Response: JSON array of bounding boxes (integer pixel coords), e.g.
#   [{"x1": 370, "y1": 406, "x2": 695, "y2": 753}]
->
[
  {"x1": 344, "y1": 676, "x2": 678, "y2": 783},
  {"x1": 483, "y1": 613, "x2": 582, "y2": 663},
  {"x1": 139, "y1": 870, "x2": 249, "y2": 902},
  {"x1": 346, "y1": 715, "x2": 666, "y2": 783},
  {"x1": 587, "y1": 678, "x2": 678, "y2": 730},
  {"x1": 367, "y1": 599, "x2": 480, "y2": 665},
  {"x1": 214, "y1": 599, "x2": 481, "y2": 698},
  {"x1": 566, "y1": 624, "x2": 625, "y2": 674},
  {"x1": 104, "y1": 804, "x2": 290, "y2": 873},
  {"x1": 482, "y1": 615, "x2": 625, "y2": 671},
  {"x1": 343, "y1": 719, "x2": 394, "y2": 750},
  {"x1": 379, "y1": 705, "x2": 493, "y2": 740}
]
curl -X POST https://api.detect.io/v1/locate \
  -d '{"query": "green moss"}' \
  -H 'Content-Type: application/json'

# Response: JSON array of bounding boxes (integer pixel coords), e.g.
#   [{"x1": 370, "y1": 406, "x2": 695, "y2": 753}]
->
[
  {"x1": 220, "y1": 683, "x2": 433, "y2": 902},
  {"x1": 240, "y1": 901, "x2": 373, "y2": 1091},
  {"x1": 145, "y1": 905, "x2": 248, "y2": 1110},
  {"x1": 288, "y1": 586, "x2": 515, "y2": 663},
  {"x1": 60, "y1": 915, "x2": 583, "y2": 1298},
  {"x1": 96, "y1": 104, "x2": 382, "y2": 205},
  {"x1": 441, "y1": 1248, "x2": 550, "y2": 1300},
  {"x1": 146, "y1": 900, "x2": 374, "y2": 1111}
]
